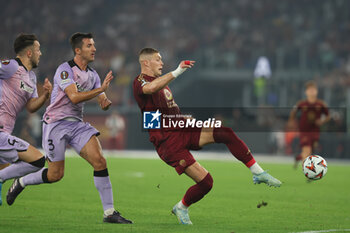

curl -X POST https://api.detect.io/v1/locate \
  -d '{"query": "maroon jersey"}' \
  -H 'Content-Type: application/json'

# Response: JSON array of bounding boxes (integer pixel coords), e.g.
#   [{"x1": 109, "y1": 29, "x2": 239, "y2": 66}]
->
[
  {"x1": 295, "y1": 99, "x2": 329, "y2": 132},
  {"x1": 133, "y1": 74, "x2": 181, "y2": 146}
]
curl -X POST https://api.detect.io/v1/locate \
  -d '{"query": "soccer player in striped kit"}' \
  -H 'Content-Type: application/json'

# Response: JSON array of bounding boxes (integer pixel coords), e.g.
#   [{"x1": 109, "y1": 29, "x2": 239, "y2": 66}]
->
[
  {"x1": 0, "y1": 34, "x2": 52, "y2": 205},
  {"x1": 7, "y1": 33, "x2": 132, "y2": 224}
]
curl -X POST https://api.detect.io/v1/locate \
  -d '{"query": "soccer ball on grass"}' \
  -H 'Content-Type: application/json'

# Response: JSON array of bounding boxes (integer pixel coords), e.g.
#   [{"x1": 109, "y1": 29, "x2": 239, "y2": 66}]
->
[{"x1": 302, "y1": 155, "x2": 328, "y2": 180}]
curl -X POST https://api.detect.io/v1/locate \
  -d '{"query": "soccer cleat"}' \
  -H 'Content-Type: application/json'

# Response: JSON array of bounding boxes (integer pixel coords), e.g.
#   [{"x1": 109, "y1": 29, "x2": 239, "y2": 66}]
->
[
  {"x1": 0, "y1": 182, "x2": 2, "y2": 206},
  {"x1": 6, "y1": 178, "x2": 24, "y2": 206},
  {"x1": 172, "y1": 204, "x2": 193, "y2": 225},
  {"x1": 103, "y1": 211, "x2": 133, "y2": 224},
  {"x1": 253, "y1": 171, "x2": 282, "y2": 187}
]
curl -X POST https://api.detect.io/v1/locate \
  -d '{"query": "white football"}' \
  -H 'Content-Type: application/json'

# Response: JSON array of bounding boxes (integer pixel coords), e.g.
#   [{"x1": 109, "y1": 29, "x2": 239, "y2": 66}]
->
[{"x1": 302, "y1": 155, "x2": 328, "y2": 180}]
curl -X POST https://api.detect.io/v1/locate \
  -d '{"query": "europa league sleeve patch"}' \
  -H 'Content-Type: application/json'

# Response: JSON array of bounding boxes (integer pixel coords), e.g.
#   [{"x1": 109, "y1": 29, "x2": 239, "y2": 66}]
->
[
  {"x1": 1, "y1": 60, "x2": 10, "y2": 65},
  {"x1": 60, "y1": 71, "x2": 69, "y2": 80},
  {"x1": 60, "y1": 70, "x2": 72, "y2": 86}
]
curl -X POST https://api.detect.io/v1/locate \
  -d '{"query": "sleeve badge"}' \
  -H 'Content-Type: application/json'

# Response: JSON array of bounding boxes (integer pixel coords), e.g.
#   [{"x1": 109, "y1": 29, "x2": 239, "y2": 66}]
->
[
  {"x1": 60, "y1": 71, "x2": 69, "y2": 80},
  {"x1": 1, "y1": 60, "x2": 10, "y2": 65}
]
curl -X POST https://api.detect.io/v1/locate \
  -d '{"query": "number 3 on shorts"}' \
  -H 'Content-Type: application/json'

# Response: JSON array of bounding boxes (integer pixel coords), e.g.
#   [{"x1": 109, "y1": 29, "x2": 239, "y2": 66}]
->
[{"x1": 48, "y1": 139, "x2": 55, "y2": 151}]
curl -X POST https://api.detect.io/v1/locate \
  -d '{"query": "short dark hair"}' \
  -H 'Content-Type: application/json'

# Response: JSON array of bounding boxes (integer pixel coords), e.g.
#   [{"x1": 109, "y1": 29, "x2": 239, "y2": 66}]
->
[
  {"x1": 14, "y1": 33, "x2": 38, "y2": 54},
  {"x1": 305, "y1": 80, "x2": 317, "y2": 89},
  {"x1": 69, "y1": 32, "x2": 93, "y2": 54},
  {"x1": 139, "y1": 48, "x2": 159, "y2": 57}
]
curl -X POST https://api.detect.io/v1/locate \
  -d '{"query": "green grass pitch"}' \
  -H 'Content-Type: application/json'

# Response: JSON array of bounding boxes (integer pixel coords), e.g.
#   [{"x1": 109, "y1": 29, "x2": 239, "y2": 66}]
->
[{"x1": 0, "y1": 157, "x2": 349, "y2": 233}]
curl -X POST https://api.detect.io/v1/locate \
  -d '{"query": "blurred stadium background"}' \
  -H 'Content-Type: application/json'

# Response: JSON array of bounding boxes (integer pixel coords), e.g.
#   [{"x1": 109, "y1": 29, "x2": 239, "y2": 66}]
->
[{"x1": 1, "y1": 0, "x2": 349, "y2": 159}]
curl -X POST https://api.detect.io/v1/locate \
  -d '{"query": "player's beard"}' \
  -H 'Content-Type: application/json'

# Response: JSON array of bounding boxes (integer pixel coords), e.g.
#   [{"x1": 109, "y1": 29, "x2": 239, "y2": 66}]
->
[
  {"x1": 31, "y1": 57, "x2": 39, "y2": 69},
  {"x1": 83, "y1": 55, "x2": 94, "y2": 64},
  {"x1": 88, "y1": 55, "x2": 95, "y2": 63}
]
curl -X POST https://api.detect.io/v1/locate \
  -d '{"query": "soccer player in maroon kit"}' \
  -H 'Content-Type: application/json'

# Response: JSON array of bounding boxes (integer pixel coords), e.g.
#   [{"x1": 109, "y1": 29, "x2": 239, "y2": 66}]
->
[
  {"x1": 289, "y1": 81, "x2": 330, "y2": 168},
  {"x1": 133, "y1": 48, "x2": 281, "y2": 225}
]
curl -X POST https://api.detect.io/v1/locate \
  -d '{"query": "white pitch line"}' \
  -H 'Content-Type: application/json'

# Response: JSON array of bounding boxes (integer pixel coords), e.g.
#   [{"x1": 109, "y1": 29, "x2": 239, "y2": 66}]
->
[
  {"x1": 124, "y1": 172, "x2": 144, "y2": 178},
  {"x1": 54, "y1": 149, "x2": 350, "y2": 165},
  {"x1": 291, "y1": 229, "x2": 350, "y2": 233}
]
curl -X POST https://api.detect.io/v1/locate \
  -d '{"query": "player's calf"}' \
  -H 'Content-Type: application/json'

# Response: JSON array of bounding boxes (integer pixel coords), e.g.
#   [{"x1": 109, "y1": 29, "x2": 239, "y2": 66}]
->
[
  {"x1": 16, "y1": 163, "x2": 63, "y2": 191},
  {"x1": 0, "y1": 156, "x2": 45, "y2": 184},
  {"x1": 7, "y1": 166, "x2": 58, "y2": 206},
  {"x1": 172, "y1": 173, "x2": 213, "y2": 224},
  {"x1": 182, "y1": 173, "x2": 213, "y2": 207},
  {"x1": 46, "y1": 167, "x2": 64, "y2": 183},
  {"x1": 213, "y1": 127, "x2": 282, "y2": 185},
  {"x1": 93, "y1": 168, "x2": 133, "y2": 223},
  {"x1": 213, "y1": 127, "x2": 262, "y2": 172},
  {"x1": 213, "y1": 127, "x2": 255, "y2": 165}
]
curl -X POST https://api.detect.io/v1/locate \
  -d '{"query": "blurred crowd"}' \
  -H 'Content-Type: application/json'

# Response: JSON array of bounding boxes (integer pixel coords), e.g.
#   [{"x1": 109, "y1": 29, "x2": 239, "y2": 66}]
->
[
  {"x1": 2, "y1": 0, "x2": 349, "y2": 156},
  {"x1": 1, "y1": 0, "x2": 350, "y2": 106},
  {"x1": 1, "y1": 0, "x2": 350, "y2": 73}
]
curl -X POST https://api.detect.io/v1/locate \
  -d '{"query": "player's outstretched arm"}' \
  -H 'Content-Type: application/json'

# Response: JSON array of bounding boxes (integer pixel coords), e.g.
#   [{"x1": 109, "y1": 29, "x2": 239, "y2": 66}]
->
[
  {"x1": 26, "y1": 78, "x2": 52, "y2": 113},
  {"x1": 142, "y1": 60, "x2": 195, "y2": 95},
  {"x1": 65, "y1": 71, "x2": 114, "y2": 104}
]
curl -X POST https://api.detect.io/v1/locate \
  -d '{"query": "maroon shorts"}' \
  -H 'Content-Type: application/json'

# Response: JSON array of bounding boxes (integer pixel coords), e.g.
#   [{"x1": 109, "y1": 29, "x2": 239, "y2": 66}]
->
[
  {"x1": 299, "y1": 132, "x2": 320, "y2": 148},
  {"x1": 156, "y1": 127, "x2": 202, "y2": 175}
]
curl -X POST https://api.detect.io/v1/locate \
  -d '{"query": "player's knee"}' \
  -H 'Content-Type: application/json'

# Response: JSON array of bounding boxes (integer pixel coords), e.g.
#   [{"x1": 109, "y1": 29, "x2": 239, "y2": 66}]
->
[
  {"x1": 46, "y1": 168, "x2": 64, "y2": 183},
  {"x1": 92, "y1": 155, "x2": 107, "y2": 170},
  {"x1": 50, "y1": 172, "x2": 64, "y2": 182},
  {"x1": 199, "y1": 173, "x2": 213, "y2": 193},
  {"x1": 206, "y1": 173, "x2": 214, "y2": 191}
]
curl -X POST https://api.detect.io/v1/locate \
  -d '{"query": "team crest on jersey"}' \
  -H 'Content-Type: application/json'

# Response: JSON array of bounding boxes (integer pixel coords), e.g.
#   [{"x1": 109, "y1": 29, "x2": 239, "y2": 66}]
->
[
  {"x1": 60, "y1": 71, "x2": 69, "y2": 80},
  {"x1": 164, "y1": 89, "x2": 173, "y2": 100}
]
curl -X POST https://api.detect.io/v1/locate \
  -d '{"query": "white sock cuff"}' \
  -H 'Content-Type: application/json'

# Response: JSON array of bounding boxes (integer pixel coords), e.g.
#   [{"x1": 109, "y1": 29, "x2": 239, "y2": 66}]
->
[
  {"x1": 177, "y1": 200, "x2": 188, "y2": 210},
  {"x1": 250, "y1": 163, "x2": 264, "y2": 175},
  {"x1": 104, "y1": 208, "x2": 115, "y2": 216},
  {"x1": 19, "y1": 177, "x2": 25, "y2": 187}
]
